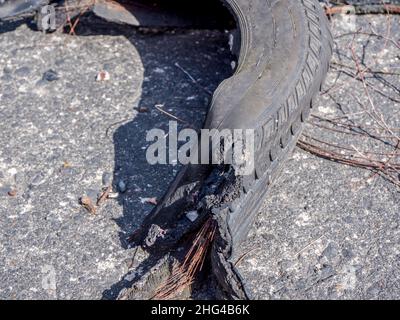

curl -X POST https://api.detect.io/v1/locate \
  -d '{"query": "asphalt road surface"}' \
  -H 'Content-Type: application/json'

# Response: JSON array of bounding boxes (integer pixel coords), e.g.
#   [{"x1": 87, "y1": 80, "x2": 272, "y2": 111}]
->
[{"x1": 0, "y1": 13, "x2": 399, "y2": 299}]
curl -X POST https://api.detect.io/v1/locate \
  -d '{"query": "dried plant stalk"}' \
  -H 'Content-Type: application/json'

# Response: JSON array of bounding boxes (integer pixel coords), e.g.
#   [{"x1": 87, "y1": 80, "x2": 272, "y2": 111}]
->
[
  {"x1": 152, "y1": 218, "x2": 217, "y2": 300},
  {"x1": 299, "y1": 16, "x2": 400, "y2": 188}
]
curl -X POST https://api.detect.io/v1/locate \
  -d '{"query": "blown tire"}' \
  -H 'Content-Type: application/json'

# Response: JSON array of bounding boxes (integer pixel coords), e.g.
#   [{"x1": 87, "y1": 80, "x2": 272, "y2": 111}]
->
[
  {"x1": 124, "y1": 0, "x2": 333, "y2": 300},
  {"x1": 208, "y1": 0, "x2": 333, "y2": 299}
]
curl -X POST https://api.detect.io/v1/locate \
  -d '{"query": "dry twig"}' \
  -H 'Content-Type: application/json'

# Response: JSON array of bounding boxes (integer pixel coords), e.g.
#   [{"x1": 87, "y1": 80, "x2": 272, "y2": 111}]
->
[{"x1": 299, "y1": 17, "x2": 400, "y2": 188}]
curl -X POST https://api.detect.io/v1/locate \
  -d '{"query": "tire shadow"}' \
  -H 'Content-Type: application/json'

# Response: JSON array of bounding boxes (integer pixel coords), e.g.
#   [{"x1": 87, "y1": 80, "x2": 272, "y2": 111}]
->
[
  {"x1": 69, "y1": 13, "x2": 234, "y2": 298},
  {"x1": 0, "y1": 2, "x2": 235, "y2": 299}
]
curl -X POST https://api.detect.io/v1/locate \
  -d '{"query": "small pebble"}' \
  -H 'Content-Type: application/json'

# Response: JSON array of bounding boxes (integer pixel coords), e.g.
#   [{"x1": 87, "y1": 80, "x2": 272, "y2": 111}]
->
[
  {"x1": 118, "y1": 180, "x2": 127, "y2": 193},
  {"x1": 96, "y1": 70, "x2": 110, "y2": 82},
  {"x1": 107, "y1": 192, "x2": 119, "y2": 199},
  {"x1": 42, "y1": 69, "x2": 59, "y2": 82},
  {"x1": 186, "y1": 211, "x2": 199, "y2": 222},
  {"x1": 124, "y1": 272, "x2": 136, "y2": 282},
  {"x1": 30, "y1": 173, "x2": 46, "y2": 187}
]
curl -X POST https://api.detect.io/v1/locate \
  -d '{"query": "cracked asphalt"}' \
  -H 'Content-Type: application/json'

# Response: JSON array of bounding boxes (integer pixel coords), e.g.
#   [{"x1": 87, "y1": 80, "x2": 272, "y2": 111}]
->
[{"x1": 0, "y1": 13, "x2": 399, "y2": 300}]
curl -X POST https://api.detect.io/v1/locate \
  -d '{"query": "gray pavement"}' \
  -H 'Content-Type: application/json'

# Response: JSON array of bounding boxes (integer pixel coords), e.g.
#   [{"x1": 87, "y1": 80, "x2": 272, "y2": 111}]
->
[
  {"x1": 237, "y1": 14, "x2": 400, "y2": 299},
  {"x1": 0, "y1": 14, "x2": 399, "y2": 300}
]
